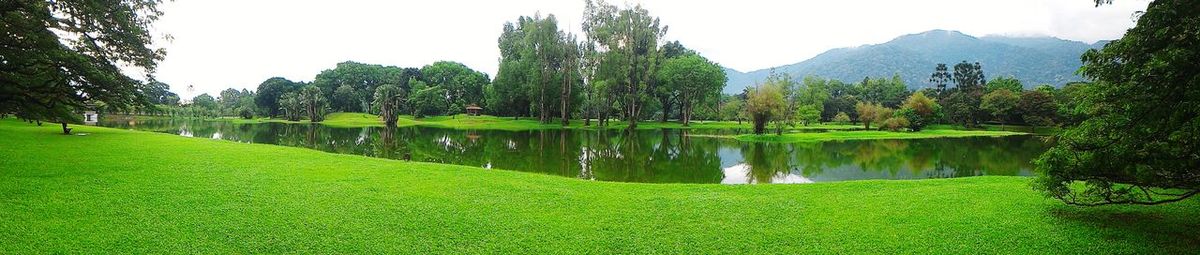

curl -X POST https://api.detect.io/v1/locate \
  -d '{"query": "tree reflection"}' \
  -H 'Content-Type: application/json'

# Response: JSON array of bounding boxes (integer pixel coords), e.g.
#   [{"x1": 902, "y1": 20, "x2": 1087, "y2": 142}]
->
[{"x1": 97, "y1": 119, "x2": 1050, "y2": 184}]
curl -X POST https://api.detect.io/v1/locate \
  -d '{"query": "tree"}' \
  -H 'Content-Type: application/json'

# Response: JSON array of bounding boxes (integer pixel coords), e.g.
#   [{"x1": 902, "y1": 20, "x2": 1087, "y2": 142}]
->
[
  {"x1": 421, "y1": 61, "x2": 490, "y2": 118},
  {"x1": 192, "y1": 94, "x2": 218, "y2": 113},
  {"x1": 409, "y1": 84, "x2": 447, "y2": 118},
  {"x1": 236, "y1": 96, "x2": 255, "y2": 119},
  {"x1": 897, "y1": 92, "x2": 942, "y2": 131},
  {"x1": 855, "y1": 102, "x2": 890, "y2": 130},
  {"x1": 1016, "y1": 90, "x2": 1055, "y2": 129},
  {"x1": 987, "y1": 76, "x2": 1023, "y2": 93},
  {"x1": 255, "y1": 77, "x2": 299, "y2": 117},
  {"x1": 942, "y1": 61, "x2": 987, "y2": 127},
  {"x1": 929, "y1": 63, "x2": 952, "y2": 98},
  {"x1": 719, "y1": 97, "x2": 746, "y2": 124},
  {"x1": 858, "y1": 75, "x2": 909, "y2": 108},
  {"x1": 144, "y1": 81, "x2": 179, "y2": 106},
  {"x1": 332, "y1": 85, "x2": 357, "y2": 113},
  {"x1": 1, "y1": 0, "x2": 167, "y2": 134},
  {"x1": 653, "y1": 40, "x2": 697, "y2": 122},
  {"x1": 298, "y1": 85, "x2": 329, "y2": 122},
  {"x1": 1035, "y1": 0, "x2": 1200, "y2": 206},
  {"x1": 372, "y1": 84, "x2": 406, "y2": 127},
  {"x1": 312, "y1": 61, "x2": 405, "y2": 113},
  {"x1": 796, "y1": 105, "x2": 822, "y2": 126},
  {"x1": 981, "y1": 89, "x2": 1020, "y2": 125},
  {"x1": 583, "y1": 0, "x2": 668, "y2": 129},
  {"x1": 279, "y1": 92, "x2": 304, "y2": 121},
  {"x1": 745, "y1": 84, "x2": 785, "y2": 135},
  {"x1": 657, "y1": 54, "x2": 726, "y2": 126},
  {"x1": 833, "y1": 112, "x2": 851, "y2": 123}
]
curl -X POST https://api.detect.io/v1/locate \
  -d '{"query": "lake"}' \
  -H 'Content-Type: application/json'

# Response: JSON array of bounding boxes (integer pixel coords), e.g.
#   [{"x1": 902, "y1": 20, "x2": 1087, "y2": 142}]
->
[{"x1": 99, "y1": 117, "x2": 1050, "y2": 184}]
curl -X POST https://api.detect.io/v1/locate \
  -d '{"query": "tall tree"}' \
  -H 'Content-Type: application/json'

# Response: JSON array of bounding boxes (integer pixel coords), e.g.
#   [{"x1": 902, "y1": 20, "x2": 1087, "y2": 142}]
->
[
  {"x1": 254, "y1": 77, "x2": 299, "y2": 117},
  {"x1": 897, "y1": 92, "x2": 942, "y2": 131},
  {"x1": 656, "y1": 54, "x2": 726, "y2": 126},
  {"x1": 745, "y1": 84, "x2": 785, "y2": 135},
  {"x1": 421, "y1": 61, "x2": 490, "y2": 117},
  {"x1": 653, "y1": 40, "x2": 697, "y2": 122},
  {"x1": 372, "y1": 84, "x2": 405, "y2": 127},
  {"x1": 944, "y1": 61, "x2": 987, "y2": 127},
  {"x1": 312, "y1": 61, "x2": 405, "y2": 113},
  {"x1": 1, "y1": 0, "x2": 167, "y2": 134},
  {"x1": 584, "y1": 0, "x2": 669, "y2": 129},
  {"x1": 298, "y1": 85, "x2": 329, "y2": 122},
  {"x1": 928, "y1": 63, "x2": 952, "y2": 98},
  {"x1": 981, "y1": 89, "x2": 1020, "y2": 125},
  {"x1": 1035, "y1": 0, "x2": 1200, "y2": 205}
]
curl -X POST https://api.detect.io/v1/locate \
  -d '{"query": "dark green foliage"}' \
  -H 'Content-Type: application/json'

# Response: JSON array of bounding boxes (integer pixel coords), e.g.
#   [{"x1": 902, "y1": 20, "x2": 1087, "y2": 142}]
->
[
  {"x1": 372, "y1": 84, "x2": 405, "y2": 126},
  {"x1": 254, "y1": 77, "x2": 300, "y2": 117},
  {"x1": 1035, "y1": 0, "x2": 1200, "y2": 205},
  {"x1": 298, "y1": 85, "x2": 329, "y2": 122},
  {"x1": 421, "y1": 61, "x2": 490, "y2": 117},
  {"x1": 313, "y1": 61, "x2": 406, "y2": 113},
  {"x1": 1, "y1": 0, "x2": 166, "y2": 133}
]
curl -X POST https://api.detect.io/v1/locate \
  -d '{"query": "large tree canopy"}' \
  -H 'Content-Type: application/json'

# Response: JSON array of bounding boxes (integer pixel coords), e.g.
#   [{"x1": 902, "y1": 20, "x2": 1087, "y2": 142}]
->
[
  {"x1": 1, "y1": 0, "x2": 167, "y2": 133},
  {"x1": 656, "y1": 54, "x2": 726, "y2": 126},
  {"x1": 1035, "y1": 0, "x2": 1200, "y2": 205}
]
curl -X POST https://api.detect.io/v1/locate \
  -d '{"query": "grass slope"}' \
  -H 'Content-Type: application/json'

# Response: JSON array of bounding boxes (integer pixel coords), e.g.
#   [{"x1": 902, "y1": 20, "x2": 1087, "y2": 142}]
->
[
  {"x1": 1, "y1": 120, "x2": 1195, "y2": 253},
  {"x1": 734, "y1": 129, "x2": 1027, "y2": 143}
]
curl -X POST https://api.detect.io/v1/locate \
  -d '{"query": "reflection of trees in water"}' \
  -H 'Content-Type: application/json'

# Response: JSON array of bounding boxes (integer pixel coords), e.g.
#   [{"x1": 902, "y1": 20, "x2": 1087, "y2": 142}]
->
[
  {"x1": 744, "y1": 136, "x2": 1049, "y2": 182},
  {"x1": 99, "y1": 119, "x2": 1050, "y2": 183},
  {"x1": 740, "y1": 142, "x2": 795, "y2": 183}
]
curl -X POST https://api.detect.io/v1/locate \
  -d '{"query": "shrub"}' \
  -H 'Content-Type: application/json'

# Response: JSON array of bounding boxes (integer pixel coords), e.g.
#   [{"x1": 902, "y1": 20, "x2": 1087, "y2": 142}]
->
[
  {"x1": 881, "y1": 117, "x2": 910, "y2": 131},
  {"x1": 833, "y1": 112, "x2": 851, "y2": 123}
]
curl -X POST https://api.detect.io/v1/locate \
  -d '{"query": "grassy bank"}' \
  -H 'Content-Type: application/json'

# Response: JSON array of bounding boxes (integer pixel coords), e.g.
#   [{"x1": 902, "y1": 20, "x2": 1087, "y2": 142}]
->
[
  {"x1": 0, "y1": 119, "x2": 1196, "y2": 253},
  {"x1": 733, "y1": 129, "x2": 1028, "y2": 143}
]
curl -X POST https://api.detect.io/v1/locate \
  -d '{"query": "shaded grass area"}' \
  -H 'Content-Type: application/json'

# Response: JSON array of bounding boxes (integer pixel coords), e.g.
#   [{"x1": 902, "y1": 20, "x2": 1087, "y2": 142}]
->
[
  {"x1": 733, "y1": 129, "x2": 1028, "y2": 143},
  {"x1": 0, "y1": 119, "x2": 1196, "y2": 253}
]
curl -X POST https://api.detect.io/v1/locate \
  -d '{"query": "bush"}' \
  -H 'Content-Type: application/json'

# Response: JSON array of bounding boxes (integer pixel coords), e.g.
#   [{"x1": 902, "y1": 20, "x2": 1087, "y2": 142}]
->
[
  {"x1": 238, "y1": 107, "x2": 254, "y2": 119},
  {"x1": 880, "y1": 117, "x2": 910, "y2": 131},
  {"x1": 833, "y1": 112, "x2": 851, "y2": 123}
]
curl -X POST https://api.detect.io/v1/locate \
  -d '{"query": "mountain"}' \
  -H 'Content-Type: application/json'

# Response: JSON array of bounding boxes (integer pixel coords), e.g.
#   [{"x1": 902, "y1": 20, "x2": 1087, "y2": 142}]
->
[{"x1": 722, "y1": 30, "x2": 1105, "y2": 94}]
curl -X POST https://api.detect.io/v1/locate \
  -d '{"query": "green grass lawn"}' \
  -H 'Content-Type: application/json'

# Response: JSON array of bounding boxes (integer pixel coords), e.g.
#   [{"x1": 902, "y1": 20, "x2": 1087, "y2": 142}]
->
[
  {"x1": 3, "y1": 120, "x2": 1195, "y2": 253},
  {"x1": 733, "y1": 129, "x2": 1028, "y2": 143}
]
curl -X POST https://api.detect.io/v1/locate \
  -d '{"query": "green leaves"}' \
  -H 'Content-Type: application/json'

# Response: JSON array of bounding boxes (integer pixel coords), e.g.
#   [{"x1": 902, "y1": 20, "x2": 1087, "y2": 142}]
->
[{"x1": 1035, "y1": 0, "x2": 1200, "y2": 206}]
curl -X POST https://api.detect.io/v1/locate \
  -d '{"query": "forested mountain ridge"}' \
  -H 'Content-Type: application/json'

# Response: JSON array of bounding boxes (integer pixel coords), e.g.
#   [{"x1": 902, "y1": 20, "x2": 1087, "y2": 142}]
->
[{"x1": 723, "y1": 30, "x2": 1106, "y2": 93}]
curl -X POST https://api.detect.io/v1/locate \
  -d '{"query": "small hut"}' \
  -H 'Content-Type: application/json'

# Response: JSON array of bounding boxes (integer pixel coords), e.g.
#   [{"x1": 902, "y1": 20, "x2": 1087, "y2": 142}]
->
[
  {"x1": 82, "y1": 103, "x2": 98, "y2": 125},
  {"x1": 465, "y1": 104, "x2": 483, "y2": 116}
]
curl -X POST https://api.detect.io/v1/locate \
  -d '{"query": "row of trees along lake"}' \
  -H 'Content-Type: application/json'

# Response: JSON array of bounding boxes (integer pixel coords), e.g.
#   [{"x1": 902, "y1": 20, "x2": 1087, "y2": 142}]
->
[
  {"x1": 4, "y1": 0, "x2": 1196, "y2": 206},
  {"x1": 134, "y1": 0, "x2": 1079, "y2": 136}
]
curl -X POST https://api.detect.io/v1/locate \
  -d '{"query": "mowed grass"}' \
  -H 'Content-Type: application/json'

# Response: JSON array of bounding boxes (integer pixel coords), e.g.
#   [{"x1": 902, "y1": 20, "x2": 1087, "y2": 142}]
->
[
  {"x1": 1, "y1": 120, "x2": 1196, "y2": 253},
  {"x1": 734, "y1": 129, "x2": 1027, "y2": 143}
]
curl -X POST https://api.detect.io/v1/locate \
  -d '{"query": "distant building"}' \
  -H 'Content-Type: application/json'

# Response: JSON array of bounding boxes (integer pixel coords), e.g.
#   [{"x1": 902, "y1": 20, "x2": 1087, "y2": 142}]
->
[
  {"x1": 83, "y1": 110, "x2": 98, "y2": 125},
  {"x1": 465, "y1": 105, "x2": 482, "y2": 116}
]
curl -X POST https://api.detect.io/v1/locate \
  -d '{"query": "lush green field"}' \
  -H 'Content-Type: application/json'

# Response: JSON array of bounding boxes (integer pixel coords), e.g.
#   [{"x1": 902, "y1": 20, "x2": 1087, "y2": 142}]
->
[
  {"x1": 0, "y1": 119, "x2": 1196, "y2": 253},
  {"x1": 733, "y1": 129, "x2": 1028, "y2": 143}
]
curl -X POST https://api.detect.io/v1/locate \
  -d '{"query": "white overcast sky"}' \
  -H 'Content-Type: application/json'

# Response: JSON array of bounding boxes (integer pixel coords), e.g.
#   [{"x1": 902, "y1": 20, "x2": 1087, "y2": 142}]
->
[{"x1": 148, "y1": 0, "x2": 1149, "y2": 97}]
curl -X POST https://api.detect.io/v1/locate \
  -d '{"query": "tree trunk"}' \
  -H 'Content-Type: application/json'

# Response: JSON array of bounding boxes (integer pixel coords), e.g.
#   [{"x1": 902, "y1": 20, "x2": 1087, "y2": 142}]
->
[
  {"x1": 61, "y1": 123, "x2": 71, "y2": 135},
  {"x1": 660, "y1": 97, "x2": 673, "y2": 123},
  {"x1": 561, "y1": 70, "x2": 571, "y2": 126}
]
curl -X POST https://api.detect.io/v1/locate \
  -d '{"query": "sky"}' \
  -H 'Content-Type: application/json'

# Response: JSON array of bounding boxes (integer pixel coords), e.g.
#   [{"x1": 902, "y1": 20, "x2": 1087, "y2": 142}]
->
[{"x1": 147, "y1": 0, "x2": 1149, "y2": 97}]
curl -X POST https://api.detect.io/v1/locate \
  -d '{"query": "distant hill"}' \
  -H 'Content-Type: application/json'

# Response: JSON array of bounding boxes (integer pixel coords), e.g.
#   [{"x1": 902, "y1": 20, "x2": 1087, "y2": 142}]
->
[{"x1": 723, "y1": 30, "x2": 1107, "y2": 94}]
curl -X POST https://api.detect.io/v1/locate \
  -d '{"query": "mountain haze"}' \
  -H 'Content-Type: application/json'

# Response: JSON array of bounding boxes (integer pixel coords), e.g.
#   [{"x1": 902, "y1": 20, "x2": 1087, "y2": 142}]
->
[{"x1": 722, "y1": 30, "x2": 1106, "y2": 93}]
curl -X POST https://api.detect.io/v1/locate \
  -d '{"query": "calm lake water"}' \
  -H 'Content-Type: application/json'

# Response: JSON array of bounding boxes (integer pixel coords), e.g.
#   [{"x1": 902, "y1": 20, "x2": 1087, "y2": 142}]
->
[{"x1": 100, "y1": 117, "x2": 1050, "y2": 184}]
